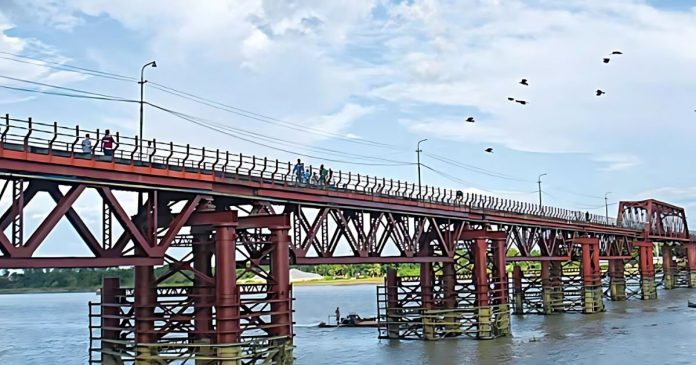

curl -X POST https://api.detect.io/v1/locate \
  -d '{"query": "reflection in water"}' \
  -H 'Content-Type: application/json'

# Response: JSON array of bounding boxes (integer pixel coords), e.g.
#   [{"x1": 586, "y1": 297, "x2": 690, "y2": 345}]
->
[{"x1": 1, "y1": 286, "x2": 696, "y2": 365}]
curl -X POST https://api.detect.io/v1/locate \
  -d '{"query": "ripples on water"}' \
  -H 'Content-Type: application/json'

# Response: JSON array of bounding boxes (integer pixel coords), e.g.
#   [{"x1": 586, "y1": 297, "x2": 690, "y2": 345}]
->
[{"x1": 1, "y1": 286, "x2": 696, "y2": 365}]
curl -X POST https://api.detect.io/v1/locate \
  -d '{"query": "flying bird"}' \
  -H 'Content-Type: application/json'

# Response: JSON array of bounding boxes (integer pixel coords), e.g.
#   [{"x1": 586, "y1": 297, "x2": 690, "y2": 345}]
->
[
  {"x1": 519, "y1": 79, "x2": 529, "y2": 86},
  {"x1": 484, "y1": 147, "x2": 494, "y2": 153},
  {"x1": 611, "y1": 50, "x2": 623, "y2": 55},
  {"x1": 515, "y1": 99, "x2": 528, "y2": 105},
  {"x1": 507, "y1": 97, "x2": 515, "y2": 101},
  {"x1": 465, "y1": 116, "x2": 475, "y2": 123},
  {"x1": 603, "y1": 58, "x2": 610, "y2": 64},
  {"x1": 596, "y1": 89, "x2": 606, "y2": 96}
]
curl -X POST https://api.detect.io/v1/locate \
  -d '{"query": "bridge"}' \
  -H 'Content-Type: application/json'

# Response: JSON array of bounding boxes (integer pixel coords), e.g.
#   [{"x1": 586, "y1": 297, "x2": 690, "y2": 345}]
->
[{"x1": 1, "y1": 115, "x2": 694, "y2": 364}]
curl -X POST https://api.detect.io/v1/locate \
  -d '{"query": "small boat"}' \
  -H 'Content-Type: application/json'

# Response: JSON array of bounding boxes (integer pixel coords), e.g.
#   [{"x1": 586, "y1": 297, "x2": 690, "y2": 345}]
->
[
  {"x1": 688, "y1": 298, "x2": 696, "y2": 308},
  {"x1": 318, "y1": 313, "x2": 379, "y2": 328}
]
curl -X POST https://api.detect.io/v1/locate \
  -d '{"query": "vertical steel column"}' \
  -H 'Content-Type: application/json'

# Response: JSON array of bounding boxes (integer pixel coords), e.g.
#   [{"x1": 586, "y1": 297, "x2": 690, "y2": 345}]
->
[
  {"x1": 269, "y1": 223, "x2": 293, "y2": 362},
  {"x1": 540, "y1": 261, "x2": 553, "y2": 314},
  {"x1": 608, "y1": 259, "x2": 626, "y2": 301},
  {"x1": 192, "y1": 228, "x2": 213, "y2": 361},
  {"x1": 441, "y1": 262, "x2": 459, "y2": 336},
  {"x1": 420, "y1": 262, "x2": 435, "y2": 340},
  {"x1": 549, "y1": 261, "x2": 564, "y2": 312},
  {"x1": 579, "y1": 237, "x2": 603, "y2": 313},
  {"x1": 385, "y1": 267, "x2": 400, "y2": 339},
  {"x1": 686, "y1": 243, "x2": 696, "y2": 288},
  {"x1": 134, "y1": 265, "x2": 156, "y2": 364},
  {"x1": 491, "y1": 238, "x2": 510, "y2": 335},
  {"x1": 636, "y1": 241, "x2": 657, "y2": 300},
  {"x1": 101, "y1": 277, "x2": 121, "y2": 365},
  {"x1": 214, "y1": 222, "x2": 241, "y2": 362},
  {"x1": 472, "y1": 238, "x2": 491, "y2": 339},
  {"x1": 662, "y1": 244, "x2": 674, "y2": 290},
  {"x1": 512, "y1": 265, "x2": 524, "y2": 315}
]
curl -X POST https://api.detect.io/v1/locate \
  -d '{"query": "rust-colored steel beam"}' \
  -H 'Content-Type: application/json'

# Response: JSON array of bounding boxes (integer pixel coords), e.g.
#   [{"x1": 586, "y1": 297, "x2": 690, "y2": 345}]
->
[{"x1": 0, "y1": 256, "x2": 163, "y2": 268}]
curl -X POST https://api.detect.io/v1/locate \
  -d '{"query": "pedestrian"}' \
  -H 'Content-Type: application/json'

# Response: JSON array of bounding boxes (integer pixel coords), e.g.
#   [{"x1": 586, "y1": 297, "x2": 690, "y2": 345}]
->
[
  {"x1": 319, "y1": 164, "x2": 328, "y2": 186},
  {"x1": 456, "y1": 190, "x2": 464, "y2": 201},
  {"x1": 292, "y1": 159, "x2": 304, "y2": 183},
  {"x1": 335, "y1": 307, "x2": 341, "y2": 325},
  {"x1": 311, "y1": 172, "x2": 320, "y2": 185},
  {"x1": 304, "y1": 168, "x2": 311, "y2": 184},
  {"x1": 81, "y1": 133, "x2": 92, "y2": 154},
  {"x1": 101, "y1": 129, "x2": 115, "y2": 157},
  {"x1": 585, "y1": 211, "x2": 590, "y2": 222}
]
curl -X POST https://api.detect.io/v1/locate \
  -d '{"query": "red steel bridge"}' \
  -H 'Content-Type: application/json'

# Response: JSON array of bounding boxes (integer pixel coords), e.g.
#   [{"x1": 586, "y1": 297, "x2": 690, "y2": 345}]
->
[{"x1": 0, "y1": 115, "x2": 694, "y2": 364}]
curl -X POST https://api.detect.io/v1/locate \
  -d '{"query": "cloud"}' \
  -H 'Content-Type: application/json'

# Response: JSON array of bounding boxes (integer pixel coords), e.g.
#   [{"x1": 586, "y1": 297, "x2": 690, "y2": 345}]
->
[{"x1": 593, "y1": 153, "x2": 642, "y2": 171}]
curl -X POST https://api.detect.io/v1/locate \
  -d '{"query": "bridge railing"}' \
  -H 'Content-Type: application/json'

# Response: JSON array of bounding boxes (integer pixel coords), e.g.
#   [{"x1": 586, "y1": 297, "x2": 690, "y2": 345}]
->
[{"x1": 0, "y1": 115, "x2": 630, "y2": 228}]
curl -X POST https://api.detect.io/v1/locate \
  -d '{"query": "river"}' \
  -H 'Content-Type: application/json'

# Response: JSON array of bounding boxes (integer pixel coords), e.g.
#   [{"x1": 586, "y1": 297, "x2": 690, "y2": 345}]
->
[{"x1": 1, "y1": 285, "x2": 695, "y2": 364}]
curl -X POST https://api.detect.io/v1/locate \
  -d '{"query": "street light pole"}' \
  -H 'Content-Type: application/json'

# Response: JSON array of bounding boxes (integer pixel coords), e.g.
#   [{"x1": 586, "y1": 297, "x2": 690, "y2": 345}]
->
[
  {"x1": 537, "y1": 173, "x2": 547, "y2": 208},
  {"x1": 416, "y1": 139, "x2": 428, "y2": 197},
  {"x1": 605, "y1": 192, "x2": 612, "y2": 223},
  {"x1": 139, "y1": 61, "x2": 157, "y2": 159}
]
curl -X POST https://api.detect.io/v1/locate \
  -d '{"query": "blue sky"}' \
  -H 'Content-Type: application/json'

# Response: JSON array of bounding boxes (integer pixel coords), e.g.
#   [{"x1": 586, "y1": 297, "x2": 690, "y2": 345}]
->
[{"x1": 1, "y1": 1, "x2": 696, "y2": 256}]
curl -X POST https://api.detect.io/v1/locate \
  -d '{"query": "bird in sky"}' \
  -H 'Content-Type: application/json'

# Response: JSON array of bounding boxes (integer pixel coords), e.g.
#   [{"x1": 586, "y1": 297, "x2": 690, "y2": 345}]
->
[
  {"x1": 484, "y1": 147, "x2": 494, "y2": 153},
  {"x1": 515, "y1": 99, "x2": 528, "y2": 105},
  {"x1": 596, "y1": 89, "x2": 606, "y2": 96},
  {"x1": 611, "y1": 50, "x2": 623, "y2": 55},
  {"x1": 507, "y1": 97, "x2": 515, "y2": 101},
  {"x1": 519, "y1": 79, "x2": 529, "y2": 86},
  {"x1": 603, "y1": 58, "x2": 610, "y2": 64},
  {"x1": 466, "y1": 116, "x2": 475, "y2": 123}
]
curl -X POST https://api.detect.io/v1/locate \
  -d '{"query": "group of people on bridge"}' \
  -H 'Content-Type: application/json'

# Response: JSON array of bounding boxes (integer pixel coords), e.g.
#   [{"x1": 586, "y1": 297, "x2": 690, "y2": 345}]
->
[
  {"x1": 80, "y1": 131, "x2": 115, "y2": 156},
  {"x1": 293, "y1": 159, "x2": 333, "y2": 187}
]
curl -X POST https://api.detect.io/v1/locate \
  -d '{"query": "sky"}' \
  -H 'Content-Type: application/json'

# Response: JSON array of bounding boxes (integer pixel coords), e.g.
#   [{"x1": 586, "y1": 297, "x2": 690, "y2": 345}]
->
[{"x1": 1, "y1": 0, "x2": 696, "y2": 256}]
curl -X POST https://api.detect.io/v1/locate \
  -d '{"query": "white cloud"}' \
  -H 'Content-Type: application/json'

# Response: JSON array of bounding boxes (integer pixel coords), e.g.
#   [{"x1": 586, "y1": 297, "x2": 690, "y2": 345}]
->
[{"x1": 593, "y1": 153, "x2": 642, "y2": 171}]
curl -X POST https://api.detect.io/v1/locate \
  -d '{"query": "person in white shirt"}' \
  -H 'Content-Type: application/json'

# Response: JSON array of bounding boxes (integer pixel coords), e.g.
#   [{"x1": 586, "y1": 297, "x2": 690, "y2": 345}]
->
[{"x1": 81, "y1": 134, "x2": 92, "y2": 154}]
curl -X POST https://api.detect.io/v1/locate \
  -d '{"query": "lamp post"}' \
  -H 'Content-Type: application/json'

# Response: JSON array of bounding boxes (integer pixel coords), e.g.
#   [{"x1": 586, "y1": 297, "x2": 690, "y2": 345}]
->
[
  {"x1": 416, "y1": 139, "x2": 428, "y2": 197},
  {"x1": 139, "y1": 61, "x2": 157, "y2": 159},
  {"x1": 605, "y1": 192, "x2": 612, "y2": 223},
  {"x1": 537, "y1": 173, "x2": 547, "y2": 208}
]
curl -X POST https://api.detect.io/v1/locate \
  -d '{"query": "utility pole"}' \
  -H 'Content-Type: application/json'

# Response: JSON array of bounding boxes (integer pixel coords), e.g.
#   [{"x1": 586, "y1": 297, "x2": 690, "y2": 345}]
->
[
  {"x1": 139, "y1": 61, "x2": 157, "y2": 159},
  {"x1": 416, "y1": 139, "x2": 428, "y2": 197},
  {"x1": 605, "y1": 192, "x2": 612, "y2": 223},
  {"x1": 537, "y1": 173, "x2": 547, "y2": 208}
]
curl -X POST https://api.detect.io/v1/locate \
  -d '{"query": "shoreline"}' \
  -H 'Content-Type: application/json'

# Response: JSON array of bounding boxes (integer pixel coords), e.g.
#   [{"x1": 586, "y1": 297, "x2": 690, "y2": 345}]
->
[{"x1": 0, "y1": 277, "x2": 384, "y2": 294}]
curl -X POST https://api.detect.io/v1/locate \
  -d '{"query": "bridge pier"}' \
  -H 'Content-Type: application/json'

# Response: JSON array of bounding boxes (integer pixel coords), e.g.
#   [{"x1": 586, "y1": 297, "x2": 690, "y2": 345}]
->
[
  {"x1": 384, "y1": 268, "x2": 401, "y2": 339},
  {"x1": 688, "y1": 243, "x2": 696, "y2": 288},
  {"x1": 512, "y1": 265, "x2": 524, "y2": 315},
  {"x1": 636, "y1": 241, "x2": 658, "y2": 300},
  {"x1": 662, "y1": 244, "x2": 674, "y2": 290},
  {"x1": 100, "y1": 278, "x2": 123, "y2": 365},
  {"x1": 191, "y1": 228, "x2": 214, "y2": 364},
  {"x1": 420, "y1": 262, "x2": 436, "y2": 340},
  {"x1": 578, "y1": 238, "x2": 604, "y2": 313},
  {"x1": 134, "y1": 265, "x2": 157, "y2": 365},
  {"x1": 608, "y1": 259, "x2": 627, "y2": 301},
  {"x1": 268, "y1": 225, "x2": 294, "y2": 362}
]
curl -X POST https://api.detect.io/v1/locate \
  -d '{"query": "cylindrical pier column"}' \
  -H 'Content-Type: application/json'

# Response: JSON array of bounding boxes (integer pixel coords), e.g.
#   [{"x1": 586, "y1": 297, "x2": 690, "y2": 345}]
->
[
  {"x1": 662, "y1": 244, "x2": 674, "y2": 290},
  {"x1": 192, "y1": 229, "x2": 214, "y2": 364},
  {"x1": 420, "y1": 262, "x2": 435, "y2": 340},
  {"x1": 134, "y1": 265, "x2": 156, "y2": 364},
  {"x1": 269, "y1": 224, "x2": 293, "y2": 363},
  {"x1": 441, "y1": 262, "x2": 459, "y2": 336},
  {"x1": 609, "y1": 259, "x2": 626, "y2": 301},
  {"x1": 472, "y1": 238, "x2": 491, "y2": 339},
  {"x1": 579, "y1": 237, "x2": 603, "y2": 313},
  {"x1": 686, "y1": 243, "x2": 696, "y2": 288},
  {"x1": 549, "y1": 261, "x2": 564, "y2": 312},
  {"x1": 491, "y1": 238, "x2": 510, "y2": 336},
  {"x1": 101, "y1": 277, "x2": 122, "y2": 365},
  {"x1": 215, "y1": 223, "x2": 241, "y2": 364},
  {"x1": 512, "y1": 265, "x2": 524, "y2": 315},
  {"x1": 636, "y1": 241, "x2": 657, "y2": 300},
  {"x1": 385, "y1": 267, "x2": 400, "y2": 339}
]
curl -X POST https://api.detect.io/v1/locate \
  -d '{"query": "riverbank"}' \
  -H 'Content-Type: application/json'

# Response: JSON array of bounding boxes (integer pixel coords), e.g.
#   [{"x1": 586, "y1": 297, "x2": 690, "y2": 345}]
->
[{"x1": 0, "y1": 277, "x2": 384, "y2": 294}]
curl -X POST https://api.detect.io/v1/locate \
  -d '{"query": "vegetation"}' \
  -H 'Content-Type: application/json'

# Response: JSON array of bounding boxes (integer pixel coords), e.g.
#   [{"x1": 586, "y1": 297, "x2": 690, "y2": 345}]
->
[{"x1": 0, "y1": 264, "x2": 422, "y2": 293}]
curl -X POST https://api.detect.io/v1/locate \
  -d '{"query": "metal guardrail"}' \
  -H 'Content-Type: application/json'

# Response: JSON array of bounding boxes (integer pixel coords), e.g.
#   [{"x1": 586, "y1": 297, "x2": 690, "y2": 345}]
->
[{"x1": 0, "y1": 114, "x2": 638, "y2": 228}]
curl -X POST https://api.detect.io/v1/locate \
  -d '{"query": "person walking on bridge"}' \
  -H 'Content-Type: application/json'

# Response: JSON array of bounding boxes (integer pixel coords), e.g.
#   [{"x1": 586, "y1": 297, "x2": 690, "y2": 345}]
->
[
  {"x1": 81, "y1": 134, "x2": 92, "y2": 155},
  {"x1": 292, "y1": 159, "x2": 304, "y2": 183},
  {"x1": 101, "y1": 130, "x2": 115, "y2": 157}
]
